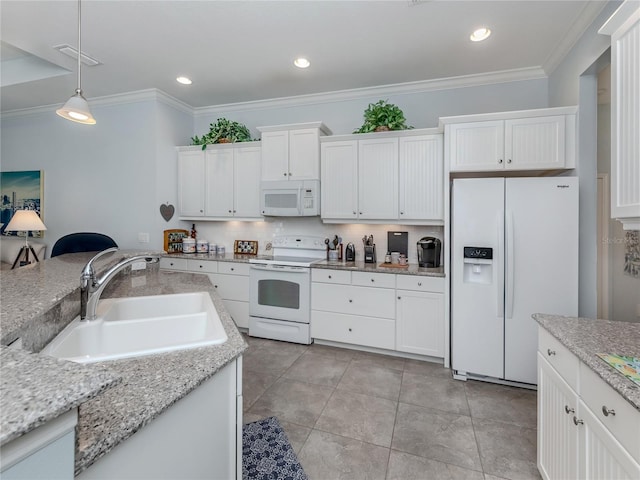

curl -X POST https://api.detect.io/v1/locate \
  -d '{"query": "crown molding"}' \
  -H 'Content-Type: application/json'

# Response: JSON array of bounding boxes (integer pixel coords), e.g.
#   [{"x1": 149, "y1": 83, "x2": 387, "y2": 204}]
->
[
  {"x1": 1, "y1": 88, "x2": 193, "y2": 119},
  {"x1": 542, "y1": 0, "x2": 609, "y2": 75},
  {"x1": 194, "y1": 67, "x2": 547, "y2": 116},
  {"x1": 2, "y1": 67, "x2": 546, "y2": 121}
]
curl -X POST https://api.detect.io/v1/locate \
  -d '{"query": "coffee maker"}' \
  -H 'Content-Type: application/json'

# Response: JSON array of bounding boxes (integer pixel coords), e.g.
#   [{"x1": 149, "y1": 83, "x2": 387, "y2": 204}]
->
[{"x1": 417, "y1": 237, "x2": 441, "y2": 268}]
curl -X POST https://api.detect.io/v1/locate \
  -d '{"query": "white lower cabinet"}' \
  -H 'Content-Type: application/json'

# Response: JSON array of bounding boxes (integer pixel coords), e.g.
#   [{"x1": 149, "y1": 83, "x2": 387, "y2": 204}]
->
[
  {"x1": 396, "y1": 290, "x2": 444, "y2": 357},
  {"x1": 311, "y1": 269, "x2": 445, "y2": 359},
  {"x1": 537, "y1": 327, "x2": 640, "y2": 480},
  {"x1": 209, "y1": 262, "x2": 250, "y2": 329},
  {"x1": 160, "y1": 258, "x2": 249, "y2": 329}
]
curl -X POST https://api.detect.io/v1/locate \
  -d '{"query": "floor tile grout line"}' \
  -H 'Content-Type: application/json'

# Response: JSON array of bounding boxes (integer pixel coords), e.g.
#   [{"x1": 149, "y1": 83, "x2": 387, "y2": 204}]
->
[{"x1": 465, "y1": 382, "x2": 487, "y2": 475}]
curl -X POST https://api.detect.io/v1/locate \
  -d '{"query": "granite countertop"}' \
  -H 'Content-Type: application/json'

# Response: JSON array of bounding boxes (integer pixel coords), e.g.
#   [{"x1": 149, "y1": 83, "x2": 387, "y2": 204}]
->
[
  {"x1": 534, "y1": 314, "x2": 640, "y2": 411},
  {"x1": 314, "y1": 259, "x2": 445, "y2": 277},
  {"x1": 164, "y1": 252, "x2": 446, "y2": 277},
  {"x1": 0, "y1": 347, "x2": 119, "y2": 445},
  {"x1": 0, "y1": 251, "x2": 247, "y2": 475}
]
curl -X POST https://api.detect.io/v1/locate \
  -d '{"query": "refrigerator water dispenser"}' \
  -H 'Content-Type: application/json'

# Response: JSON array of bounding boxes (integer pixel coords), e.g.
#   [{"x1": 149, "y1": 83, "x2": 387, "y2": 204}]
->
[{"x1": 462, "y1": 247, "x2": 493, "y2": 284}]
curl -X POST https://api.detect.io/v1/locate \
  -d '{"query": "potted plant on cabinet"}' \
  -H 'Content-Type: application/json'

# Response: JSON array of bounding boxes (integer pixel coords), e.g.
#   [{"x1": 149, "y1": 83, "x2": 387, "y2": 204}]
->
[
  {"x1": 191, "y1": 118, "x2": 253, "y2": 149},
  {"x1": 353, "y1": 100, "x2": 413, "y2": 133}
]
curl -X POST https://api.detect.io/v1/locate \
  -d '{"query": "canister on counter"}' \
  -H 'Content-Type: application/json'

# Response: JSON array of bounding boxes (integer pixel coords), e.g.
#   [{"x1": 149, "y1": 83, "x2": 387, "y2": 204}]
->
[
  {"x1": 196, "y1": 239, "x2": 209, "y2": 253},
  {"x1": 182, "y1": 237, "x2": 196, "y2": 254},
  {"x1": 216, "y1": 244, "x2": 225, "y2": 255}
]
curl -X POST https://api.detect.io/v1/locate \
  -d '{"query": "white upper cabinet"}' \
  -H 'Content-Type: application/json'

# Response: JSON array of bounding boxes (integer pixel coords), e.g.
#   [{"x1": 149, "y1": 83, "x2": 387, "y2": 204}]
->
[
  {"x1": 399, "y1": 134, "x2": 443, "y2": 221},
  {"x1": 320, "y1": 140, "x2": 358, "y2": 220},
  {"x1": 178, "y1": 149, "x2": 206, "y2": 217},
  {"x1": 320, "y1": 129, "x2": 444, "y2": 224},
  {"x1": 442, "y1": 107, "x2": 576, "y2": 172},
  {"x1": 177, "y1": 143, "x2": 262, "y2": 221},
  {"x1": 600, "y1": 1, "x2": 640, "y2": 230},
  {"x1": 358, "y1": 137, "x2": 398, "y2": 220},
  {"x1": 258, "y1": 122, "x2": 331, "y2": 181}
]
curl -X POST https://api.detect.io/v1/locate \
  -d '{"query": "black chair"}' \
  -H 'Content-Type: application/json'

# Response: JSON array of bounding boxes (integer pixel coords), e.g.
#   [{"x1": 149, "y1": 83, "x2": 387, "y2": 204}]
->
[{"x1": 51, "y1": 232, "x2": 118, "y2": 257}]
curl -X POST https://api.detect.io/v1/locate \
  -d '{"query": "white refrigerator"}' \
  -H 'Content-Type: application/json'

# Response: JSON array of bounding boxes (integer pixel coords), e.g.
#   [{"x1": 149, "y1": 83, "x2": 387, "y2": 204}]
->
[{"x1": 451, "y1": 177, "x2": 578, "y2": 385}]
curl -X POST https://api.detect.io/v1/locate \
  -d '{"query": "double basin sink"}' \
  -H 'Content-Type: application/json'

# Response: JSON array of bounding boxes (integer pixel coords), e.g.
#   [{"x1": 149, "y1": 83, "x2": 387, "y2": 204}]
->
[{"x1": 43, "y1": 292, "x2": 228, "y2": 364}]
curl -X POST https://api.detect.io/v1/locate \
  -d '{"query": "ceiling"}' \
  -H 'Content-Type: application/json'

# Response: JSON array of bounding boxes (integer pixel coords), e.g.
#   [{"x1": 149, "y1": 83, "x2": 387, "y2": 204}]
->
[{"x1": 0, "y1": 1, "x2": 609, "y2": 113}]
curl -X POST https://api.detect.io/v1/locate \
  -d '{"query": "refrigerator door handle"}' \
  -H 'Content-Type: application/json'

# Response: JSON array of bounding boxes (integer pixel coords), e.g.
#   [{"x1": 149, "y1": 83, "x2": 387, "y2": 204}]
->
[
  {"x1": 497, "y1": 211, "x2": 505, "y2": 318},
  {"x1": 506, "y1": 210, "x2": 515, "y2": 319}
]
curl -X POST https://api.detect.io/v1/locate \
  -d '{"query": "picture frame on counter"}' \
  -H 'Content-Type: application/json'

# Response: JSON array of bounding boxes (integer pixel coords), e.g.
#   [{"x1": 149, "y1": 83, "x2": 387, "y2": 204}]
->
[{"x1": 234, "y1": 240, "x2": 258, "y2": 255}]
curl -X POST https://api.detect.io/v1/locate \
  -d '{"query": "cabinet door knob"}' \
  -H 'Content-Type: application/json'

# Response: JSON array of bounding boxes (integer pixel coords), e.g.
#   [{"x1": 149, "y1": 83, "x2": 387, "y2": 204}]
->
[
  {"x1": 200, "y1": 209, "x2": 204, "y2": 213},
  {"x1": 370, "y1": 278, "x2": 375, "y2": 282},
  {"x1": 397, "y1": 296, "x2": 401, "y2": 300},
  {"x1": 564, "y1": 405, "x2": 575, "y2": 414},
  {"x1": 233, "y1": 210, "x2": 236, "y2": 213},
  {"x1": 170, "y1": 263, "x2": 174, "y2": 267},
  {"x1": 602, "y1": 406, "x2": 616, "y2": 417},
  {"x1": 353, "y1": 211, "x2": 357, "y2": 215},
  {"x1": 283, "y1": 172, "x2": 287, "y2": 176},
  {"x1": 328, "y1": 275, "x2": 332, "y2": 279},
  {"x1": 349, "y1": 299, "x2": 353, "y2": 303},
  {"x1": 547, "y1": 349, "x2": 556, "y2": 356},
  {"x1": 288, "y1": 172, "x2": 292, "y2": 176},
  {"x1": 400, "y1": 211, "x2": 404, "y2": 215},
  {"x1": 228, "y1": 210, "x2": 232, "y2": 213},
  {"x1": 507, "y1": 159, "x2": 512, "y2": 164},
  {"x1": 348, "y1": 328, "x2": 352, "y2": 332},
  {"x1": 359, "y1": 212, "x2": 363, "y2": 215},
  {"x1": 418, "y1": 282, "x2": 422, "y2": 286},
  {"x1": 498, "y1": 159, "x2": 503, "y2": 164},
  {"x1": 199, "y1": 265, "x2": 203, "y2": 268},
  {"x1": 230, "y1": 268, "x2": 235, "y2": 271},
  {"x1": 573, "y1": 416, "x2": 583, "y2": 426},
  {"x1": 214, "y1": 285, "x2": 218, "y2": 288}
]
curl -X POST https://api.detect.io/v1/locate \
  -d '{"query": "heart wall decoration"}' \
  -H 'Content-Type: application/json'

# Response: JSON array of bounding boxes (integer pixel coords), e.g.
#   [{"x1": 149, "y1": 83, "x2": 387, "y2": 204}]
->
[{"x1": 160, "y1": 203, "x2": 175, "y2": 222}]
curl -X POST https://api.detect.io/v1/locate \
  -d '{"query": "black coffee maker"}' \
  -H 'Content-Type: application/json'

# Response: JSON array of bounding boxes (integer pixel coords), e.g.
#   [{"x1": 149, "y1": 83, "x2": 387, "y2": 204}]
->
[{"x1": 417, "y1": 237, "x2": 441, "y2": 268}]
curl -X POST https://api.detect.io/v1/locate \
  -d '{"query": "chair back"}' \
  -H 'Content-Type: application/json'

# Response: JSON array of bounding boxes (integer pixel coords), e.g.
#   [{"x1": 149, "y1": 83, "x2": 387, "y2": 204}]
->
[{"x1": 51, "y1": 232, "x2": 118, "y2": 258}]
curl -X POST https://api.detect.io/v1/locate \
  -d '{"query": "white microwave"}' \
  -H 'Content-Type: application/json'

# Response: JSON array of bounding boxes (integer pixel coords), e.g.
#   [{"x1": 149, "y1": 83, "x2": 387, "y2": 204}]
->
[{"x1": 260, "y1": 180, "x2": 320, "y2": 217}]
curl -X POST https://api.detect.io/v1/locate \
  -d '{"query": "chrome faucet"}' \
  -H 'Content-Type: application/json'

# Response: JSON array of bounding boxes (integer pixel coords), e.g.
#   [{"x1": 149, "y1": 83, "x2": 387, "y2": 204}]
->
[{"x1": 80, "y1": 248, "x2": 160, "y2": 320}]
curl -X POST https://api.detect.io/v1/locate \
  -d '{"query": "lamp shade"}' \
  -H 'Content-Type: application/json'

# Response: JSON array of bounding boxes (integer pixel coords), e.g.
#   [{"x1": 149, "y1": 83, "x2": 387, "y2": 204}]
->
[
  {"x1": 5, "y1": 210, "x2": 47, "y2": 232},
  {"x1": 56, "y1": 89, "x2": 96, "y2": 125}
]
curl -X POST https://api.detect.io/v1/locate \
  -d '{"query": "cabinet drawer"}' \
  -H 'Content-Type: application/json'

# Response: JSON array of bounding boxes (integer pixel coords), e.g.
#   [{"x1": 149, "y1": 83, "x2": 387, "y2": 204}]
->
[
  {"x1": 312, "y1": 269, "x2": 351, "y2": 284},
  {"x1": 312, "y1": 283, "x2": 395, "y2": 319},
  {"x1": 311, "y1": 311, "x2": 395, "y2": 350},
  {"x1": 160, "y1": 257, "x2": 188, "y2": 271},
  {"x1": 218, "y1": 262, "x2": 249, "y2": 276},
  {"x1": 208, "y1": 273, "x2": 249, "y2": 302},
  {"x1": 538, "y1": 328, "x2": 579, "y2": 391},
  {"x1": 187, "y1": 259, "x2": 218, "y2": 273},
  {"x1": 396, "y1": 275, "x2": 444, "y2": 293},
  {"x1": 352, "y1": 271, "x2": 395, "y2": 289},
  {"x1": 580, "y1": 362, "x2": 640, "y2": 462}
]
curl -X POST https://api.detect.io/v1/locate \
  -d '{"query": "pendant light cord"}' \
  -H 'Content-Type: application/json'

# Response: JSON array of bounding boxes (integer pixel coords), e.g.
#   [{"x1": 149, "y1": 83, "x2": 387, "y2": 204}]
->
[{"x1": 77, "y1": 0, "x2": 82, "y2": 92}]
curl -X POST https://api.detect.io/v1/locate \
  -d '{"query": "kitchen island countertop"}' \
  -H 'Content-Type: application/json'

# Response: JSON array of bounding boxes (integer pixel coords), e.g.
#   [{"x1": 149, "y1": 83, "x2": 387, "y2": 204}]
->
[
  {"x1": 0, "y1": 252, "x2": 247, "y2": 475},
  {"x1": 534, "y1": 313, "x2": 640, "y2": 411}
]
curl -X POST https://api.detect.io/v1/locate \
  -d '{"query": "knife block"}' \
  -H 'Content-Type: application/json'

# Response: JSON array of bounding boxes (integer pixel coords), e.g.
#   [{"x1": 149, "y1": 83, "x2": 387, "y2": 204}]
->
[{"x1": 364, "y1": 244, "x2": 376, "y2": 263}]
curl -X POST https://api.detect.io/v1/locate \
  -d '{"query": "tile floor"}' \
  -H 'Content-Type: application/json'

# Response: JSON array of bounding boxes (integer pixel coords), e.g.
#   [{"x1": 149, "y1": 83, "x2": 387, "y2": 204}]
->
[{"x1": 242, "y1": 334, "x2": 540, "y2": 480}]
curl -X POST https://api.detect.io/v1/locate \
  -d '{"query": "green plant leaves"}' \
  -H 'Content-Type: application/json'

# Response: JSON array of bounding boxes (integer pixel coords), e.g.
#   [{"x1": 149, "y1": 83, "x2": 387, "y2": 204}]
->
[
  {"x1": 353, "y1": 100, "x2": 412, "y2": 134},
  {"x1": 191, "y1": 118, "x2": 253, "y2": 147}
]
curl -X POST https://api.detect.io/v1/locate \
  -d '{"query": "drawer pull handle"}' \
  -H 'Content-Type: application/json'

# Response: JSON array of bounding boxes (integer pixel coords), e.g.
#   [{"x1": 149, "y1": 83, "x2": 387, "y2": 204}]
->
[
  {"x1": 199, "y1": 265, "x2": 203, "y2": 268},
  {"x1": 507, "y1": 159, "x2": 512, "y2": 164},
  {"x1": 371, "y1": 278, "x2": 375, "y2": 282},
  {"x1": 349, "y1": 299, "x2": 353, "y2": 303},
  {"x1": 498, "y1": 159, "x2": 503, "y2": 164},
  {"x1": 573, "y1": 416, "x2": 583, "y2": 426},
  {"x1": 348, "y1": 328, "x2": 352, "y2": 332},
  {"x1": 564, "y1": 405, "x2": 574, "y2": 414},
  {"x1": 602, "y1": 406, "x2": 615, "y2": 417},
  {"x1": 398, "y1": 296, "x2": 401, "y2": 300},
  {"x1": 328, "y1": 275, "x2": 332, "y2": 279},
  {"x1": 214, "y1": 285, "x2": 218, "y2": 289},
  {"x1": 230, "y1": 268, "x2": 234, "y2": 271},
  {"x1": 418, "y1": 282, "x2": 422, "y2": 286},
  {"x1": 547, "y1": 349, "x2": 556, "y2": 356}
]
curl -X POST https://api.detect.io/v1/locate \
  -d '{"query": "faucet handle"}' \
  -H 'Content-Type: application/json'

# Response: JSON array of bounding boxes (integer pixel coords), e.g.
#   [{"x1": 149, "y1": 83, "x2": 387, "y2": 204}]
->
[{"x1": 81, "y1": 247, "x2": 119, "y2": 280}]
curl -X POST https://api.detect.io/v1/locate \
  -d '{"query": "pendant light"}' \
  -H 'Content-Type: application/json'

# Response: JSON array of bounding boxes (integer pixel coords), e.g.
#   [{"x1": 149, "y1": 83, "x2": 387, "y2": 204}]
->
[{"x1": 56, "y1": 0, "x2": 96, "y2": 124}]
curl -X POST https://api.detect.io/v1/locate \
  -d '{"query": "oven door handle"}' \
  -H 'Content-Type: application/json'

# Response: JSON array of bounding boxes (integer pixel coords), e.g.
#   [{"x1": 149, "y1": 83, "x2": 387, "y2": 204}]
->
[{"x1": 250, "y1": 264, "x2": 309, "y2": 273}]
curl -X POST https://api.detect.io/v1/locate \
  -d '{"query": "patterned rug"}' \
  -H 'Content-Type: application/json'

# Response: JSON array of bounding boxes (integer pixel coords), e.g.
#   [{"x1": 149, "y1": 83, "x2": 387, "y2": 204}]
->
[{"x1": 243, "y1": 416, "x2": 308, "y2": 480}]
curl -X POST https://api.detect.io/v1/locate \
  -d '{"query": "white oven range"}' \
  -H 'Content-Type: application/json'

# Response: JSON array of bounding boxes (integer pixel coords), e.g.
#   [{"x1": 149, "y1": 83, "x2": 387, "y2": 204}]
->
[{"x1": 249, "y1": 235, "x2": 325, "y2": 344}]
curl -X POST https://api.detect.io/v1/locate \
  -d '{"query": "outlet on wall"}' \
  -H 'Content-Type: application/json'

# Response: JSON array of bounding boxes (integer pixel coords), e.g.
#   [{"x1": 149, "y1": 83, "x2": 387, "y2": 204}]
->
[{"x1": 138, "y1": 233, "x2": 149, "y2": 243}]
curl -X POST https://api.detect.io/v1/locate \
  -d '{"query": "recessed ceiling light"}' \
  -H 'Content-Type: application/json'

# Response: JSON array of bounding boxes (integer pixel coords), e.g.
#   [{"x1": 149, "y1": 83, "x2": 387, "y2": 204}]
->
[
  {"x1": 176, "y1": 76, "x2": 192, "y2": 85},
  {"x1": 294, "y1": 57, "x2": 310, "y2": 69},
  {"x1": 470, "y1": 27, "x2": 491, "y2": 42}
]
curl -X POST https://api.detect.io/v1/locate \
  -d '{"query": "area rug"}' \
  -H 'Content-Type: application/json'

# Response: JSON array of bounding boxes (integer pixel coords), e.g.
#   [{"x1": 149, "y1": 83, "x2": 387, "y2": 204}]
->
[{"x1": 243, "y1": 416, "x2": 308, "y2": 480}]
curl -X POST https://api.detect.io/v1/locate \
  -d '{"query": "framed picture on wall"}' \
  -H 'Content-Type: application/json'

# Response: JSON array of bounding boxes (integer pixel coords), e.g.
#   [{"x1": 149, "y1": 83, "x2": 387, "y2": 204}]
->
[{"x1": 0, "y1": 170, "x2": 44, "y2": 237}]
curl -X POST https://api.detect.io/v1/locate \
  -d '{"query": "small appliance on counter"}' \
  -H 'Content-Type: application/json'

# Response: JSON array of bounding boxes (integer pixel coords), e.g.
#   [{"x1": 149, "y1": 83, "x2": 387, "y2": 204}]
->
[
  {"x1": 362, "y1": 235, "x2": 376, "y2": 263},
  {"x1": 345, "y1": 243, "x2": 356, "y2": 262},
  {"x1": 417, "y1": 236, "x2": 441, "y2": 268}
]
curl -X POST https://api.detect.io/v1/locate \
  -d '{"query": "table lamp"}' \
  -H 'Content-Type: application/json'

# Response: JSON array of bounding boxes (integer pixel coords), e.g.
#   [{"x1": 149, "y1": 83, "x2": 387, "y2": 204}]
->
[{"x1": 4, "y1": 210, "x2": 47, "y2": 269}]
